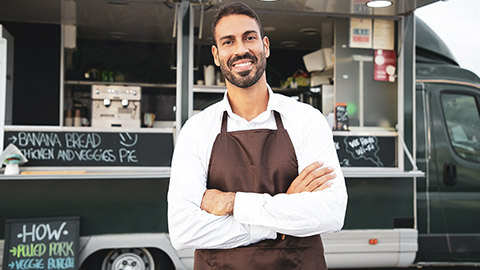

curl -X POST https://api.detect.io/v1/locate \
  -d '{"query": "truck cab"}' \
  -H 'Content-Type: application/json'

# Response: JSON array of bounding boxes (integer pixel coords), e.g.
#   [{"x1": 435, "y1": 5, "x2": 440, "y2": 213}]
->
[{"x1": 415, "y1": 17, "x2": 480, "y2": 264}]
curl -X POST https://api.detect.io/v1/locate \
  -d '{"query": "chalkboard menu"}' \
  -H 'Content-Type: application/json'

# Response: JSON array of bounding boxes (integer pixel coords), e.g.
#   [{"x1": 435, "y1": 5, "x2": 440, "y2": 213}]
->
[
  {"x1": 3, "y1": 217, "x2": 79, "y2": 270},
  {"x1": 334, "y1": 135, "x2": 396, "y2": 167},
  {"x1": 3, "y1": 131, "x2": 173, "y2": 167}
]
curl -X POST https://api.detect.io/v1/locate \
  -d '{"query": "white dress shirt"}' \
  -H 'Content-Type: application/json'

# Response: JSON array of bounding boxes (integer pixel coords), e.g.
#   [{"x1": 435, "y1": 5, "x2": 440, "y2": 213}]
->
[{"x1": 167, "y1": 86, "x2": 348, "y2": 250}]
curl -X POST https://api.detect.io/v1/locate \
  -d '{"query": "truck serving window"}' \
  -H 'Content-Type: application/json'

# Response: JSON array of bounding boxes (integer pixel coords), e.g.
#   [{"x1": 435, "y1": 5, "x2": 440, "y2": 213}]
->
[{"x1": 441, "y1": 93, "x2": 480, "y2": 162}]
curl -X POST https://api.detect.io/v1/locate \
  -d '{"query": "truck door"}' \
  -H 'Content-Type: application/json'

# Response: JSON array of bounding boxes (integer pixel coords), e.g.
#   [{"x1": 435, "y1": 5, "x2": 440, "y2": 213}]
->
[{"x1": 429, "y1": 82, "x2": 480, "y2": 261}]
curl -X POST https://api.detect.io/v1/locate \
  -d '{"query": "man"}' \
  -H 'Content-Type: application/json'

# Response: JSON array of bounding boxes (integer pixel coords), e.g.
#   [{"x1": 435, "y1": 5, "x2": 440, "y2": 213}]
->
[{"x1": 167, "y1": 2, "x2": 347, "y2": 269}]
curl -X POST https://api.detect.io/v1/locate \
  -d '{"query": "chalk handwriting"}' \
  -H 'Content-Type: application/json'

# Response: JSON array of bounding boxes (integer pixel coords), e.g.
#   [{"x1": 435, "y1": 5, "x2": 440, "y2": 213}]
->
[
  {"x1": 49, "y1": 242, "x2": 74, "y2": 257},
  {"x1": 119, "y1": 148, "x2": 138, "y2": 163},
  {"x1": 56, "y1": 149, "x2": 116, "y2": 163},
  {"x1": 47, "y1": 257, "x2": 74, "y2": 270},
  {"x1": 21, "y1": 148, "x2": 55, "y2": 160},
  {"x1": 8, "y1": 132, "x2": 144, "y2": 164},
  {"x1": 9, "y1": 244, "x2": 46, "y2": 258},
  {"x1": 344, "y1": 136, "x2": 383, "y2": 167},
  {"x1": 17, "y1": 222, "x2": 67, "y2": 243},
  {"x1": 64, "y1": 133, "x2": 101, "y2": 149},
  {"x1": 340, "y1": 158, "x2": 351, "y2": 167},
  {"x1": 16, "y1": 132, "x2": 62, "y2": 147},
  {"x1": 336, "y1": 106, "x2": 348, "y2": 121},
  {"x1": 8, "y1": 259, "x2": 44, "y2": 270},
  {"x1": 119, "y1": 133, "x2": 138, "y2": 147},
  {"x1": 334, "y1": 141, "x2": 340, "y2": 150}
]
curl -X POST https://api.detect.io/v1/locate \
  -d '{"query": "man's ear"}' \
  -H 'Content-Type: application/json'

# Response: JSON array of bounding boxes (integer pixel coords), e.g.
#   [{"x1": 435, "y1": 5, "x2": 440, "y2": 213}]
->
[
  {"x1": 211, "y1": 45, "x2": 220, "y2": 66},
  {"x1": 263, "y1": 36, "x2": 270, "y2": 58}
]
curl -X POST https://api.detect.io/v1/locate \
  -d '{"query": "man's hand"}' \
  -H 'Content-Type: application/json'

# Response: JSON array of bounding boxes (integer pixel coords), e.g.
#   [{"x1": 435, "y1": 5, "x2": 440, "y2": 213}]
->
[
  {"x1": 201, "y1": 189, "x2": 236, "y2": 216},
  {"x1": 287, "y1": 162, "x2": 336, "y2": 194}
]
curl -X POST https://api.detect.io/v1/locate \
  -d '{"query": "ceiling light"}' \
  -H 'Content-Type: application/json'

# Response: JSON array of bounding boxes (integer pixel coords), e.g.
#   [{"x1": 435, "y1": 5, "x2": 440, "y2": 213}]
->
[
  {"x1": 300, "y1": 28, "x2": 320, "y2": 36},
  {"x1": 280, "y1": 41, "x2": 298, "y2": 48},
  {"x1": 366, "y1": 0, "x2": 392, "y2": 8}
]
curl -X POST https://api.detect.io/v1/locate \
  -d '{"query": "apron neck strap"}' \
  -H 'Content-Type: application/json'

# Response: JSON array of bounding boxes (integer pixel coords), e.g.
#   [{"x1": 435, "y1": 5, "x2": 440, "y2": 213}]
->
[
  {"x1": 273, "y1": 111, "x2": 285, "y2": 130},
  {"x1": 221, "y1": 111, "x2": 228, "y2": 133}
]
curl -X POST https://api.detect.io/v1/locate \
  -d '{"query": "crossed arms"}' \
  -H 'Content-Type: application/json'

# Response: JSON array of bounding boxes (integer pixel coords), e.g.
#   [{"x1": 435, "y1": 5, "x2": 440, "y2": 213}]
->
[{"x1": 201, "y1": 162, "x2": 336, "y2": 216}]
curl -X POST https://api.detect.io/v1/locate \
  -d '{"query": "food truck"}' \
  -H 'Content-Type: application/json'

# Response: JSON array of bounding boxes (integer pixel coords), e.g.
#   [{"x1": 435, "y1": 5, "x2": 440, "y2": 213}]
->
[{"x1": 1, "y1": 0, "x2": 479, "y2": 269}]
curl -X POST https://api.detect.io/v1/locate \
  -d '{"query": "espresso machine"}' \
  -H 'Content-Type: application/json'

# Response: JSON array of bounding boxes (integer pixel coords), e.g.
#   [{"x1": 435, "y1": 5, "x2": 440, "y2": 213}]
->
[{"x1": 91, "y1": 85, "x2": 141, "y2": 128}]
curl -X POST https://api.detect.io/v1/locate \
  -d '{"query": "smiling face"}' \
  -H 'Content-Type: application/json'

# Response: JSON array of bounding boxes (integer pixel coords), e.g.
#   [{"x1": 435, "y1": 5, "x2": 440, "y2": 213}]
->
[{"x1": 212, "y1": 14, "x2": 270, "y2": 88}]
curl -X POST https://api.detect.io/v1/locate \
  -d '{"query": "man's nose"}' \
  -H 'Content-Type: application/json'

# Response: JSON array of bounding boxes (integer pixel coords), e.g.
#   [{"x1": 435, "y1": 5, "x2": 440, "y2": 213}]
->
[{"x1": 233, "y1": 41, "x2": 249, "y2": 55}]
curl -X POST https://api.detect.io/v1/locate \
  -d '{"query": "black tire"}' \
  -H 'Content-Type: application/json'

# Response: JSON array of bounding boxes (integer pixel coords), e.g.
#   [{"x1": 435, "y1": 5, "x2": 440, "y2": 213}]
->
[
  {"x1": 101, "y1": 248, "x2": 155, "y2": 270},
  {"x1": 147, "y1": 248, "x2": 175, "y2": 270}
]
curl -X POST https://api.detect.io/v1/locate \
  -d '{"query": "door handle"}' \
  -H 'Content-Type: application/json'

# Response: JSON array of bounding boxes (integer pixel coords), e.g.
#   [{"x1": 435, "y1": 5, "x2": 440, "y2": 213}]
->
[{"x1": 443, "y1": 163, "x2": 457, "y2": 186}]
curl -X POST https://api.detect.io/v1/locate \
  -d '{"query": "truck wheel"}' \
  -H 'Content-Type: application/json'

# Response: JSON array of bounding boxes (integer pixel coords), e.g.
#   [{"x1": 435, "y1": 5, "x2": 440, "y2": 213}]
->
[{"x1": 102, "y1": 248, "x2": 155, "y2": 270}]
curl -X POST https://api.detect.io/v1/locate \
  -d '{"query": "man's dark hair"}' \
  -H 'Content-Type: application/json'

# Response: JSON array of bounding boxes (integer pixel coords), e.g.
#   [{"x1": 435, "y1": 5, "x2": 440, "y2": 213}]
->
[{"x1": 211, "y1": 2, "x2": 264, "y2": 46}]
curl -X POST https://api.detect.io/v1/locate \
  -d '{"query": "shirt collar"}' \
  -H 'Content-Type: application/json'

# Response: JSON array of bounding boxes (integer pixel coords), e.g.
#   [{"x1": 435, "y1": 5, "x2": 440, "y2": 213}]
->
[{"x1": 219, "y1": 84, "x2": 284, "y2": 122}]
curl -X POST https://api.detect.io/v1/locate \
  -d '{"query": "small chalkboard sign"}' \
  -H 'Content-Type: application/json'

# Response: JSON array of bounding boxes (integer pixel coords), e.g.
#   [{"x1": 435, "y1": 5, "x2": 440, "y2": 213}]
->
[
  {"x1": 3, "y1": 217, "x2": 79, "y2": 270},
  {"x1": 334, "y1": 135, "x2": 396, "y2": 167},
  {"x1": 335, "y1": 103, "x2": 349, "y2": 131},
  {"x1": 3, "y1": 131, "x2": 173, "y2": 167}
]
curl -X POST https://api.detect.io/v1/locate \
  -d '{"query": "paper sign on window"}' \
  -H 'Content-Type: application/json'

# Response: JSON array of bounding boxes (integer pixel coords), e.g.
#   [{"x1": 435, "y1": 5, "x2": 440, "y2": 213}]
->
[
  {"x1": 373, "y1": 19, "x2": 395, "y2": 50},
  {"x1": 350, "y1": 18, "x2": 372, "y2": 49}
]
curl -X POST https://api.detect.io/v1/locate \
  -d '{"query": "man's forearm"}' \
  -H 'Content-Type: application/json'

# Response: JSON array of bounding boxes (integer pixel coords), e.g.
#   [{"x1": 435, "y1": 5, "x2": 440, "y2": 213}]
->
[
  {"x1": 168, "y1": 195, "x2": 277, "y2": 249},
  {"x1": 233, "y1": 184, "x2": 347, "y2": 236},
  {"x1": 201, "y1": 189, "x2": 236, "y2": 216}
]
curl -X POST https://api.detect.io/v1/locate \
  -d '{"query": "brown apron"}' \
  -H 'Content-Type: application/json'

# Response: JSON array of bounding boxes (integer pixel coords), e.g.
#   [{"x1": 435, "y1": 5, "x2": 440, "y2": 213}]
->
[{"x1": 194, "y1": 111, "x2": 327, "y2": 270}]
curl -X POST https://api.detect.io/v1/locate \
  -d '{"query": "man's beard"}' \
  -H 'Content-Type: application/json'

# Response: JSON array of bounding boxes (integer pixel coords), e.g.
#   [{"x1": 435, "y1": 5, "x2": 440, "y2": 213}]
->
[{"x1": 219, "y1": 51, "x2": 266, "y2": 88}]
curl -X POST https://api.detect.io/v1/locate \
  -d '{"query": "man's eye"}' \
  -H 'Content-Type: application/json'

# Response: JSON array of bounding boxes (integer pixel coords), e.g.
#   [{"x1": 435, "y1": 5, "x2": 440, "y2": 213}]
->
[
  {"x1": 246, "y1": 36, "x2": 256, "y2": 41},
  {"x1": 223, "y1": 40, "x2": 233, "y2": 45}
]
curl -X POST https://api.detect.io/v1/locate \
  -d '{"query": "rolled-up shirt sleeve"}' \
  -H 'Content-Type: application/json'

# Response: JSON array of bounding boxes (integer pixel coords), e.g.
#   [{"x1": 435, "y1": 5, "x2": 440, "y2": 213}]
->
[
  {"x1": 233, "y1": 108, "x2": 348, "y2": 236},
  {"x1": 167, "y1": 118, "x2": 277, "y2": 250}
]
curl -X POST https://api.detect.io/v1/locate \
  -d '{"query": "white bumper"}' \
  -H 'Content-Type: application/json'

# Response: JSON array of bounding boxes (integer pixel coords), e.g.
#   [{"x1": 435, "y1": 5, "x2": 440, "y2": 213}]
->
[{"x1": 323, "y1": 229, "x2": 418, "y2": 268}]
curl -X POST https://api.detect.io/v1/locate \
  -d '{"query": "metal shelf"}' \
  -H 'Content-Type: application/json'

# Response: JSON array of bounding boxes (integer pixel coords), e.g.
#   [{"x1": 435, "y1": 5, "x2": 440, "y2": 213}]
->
[
  {"x1": 65, "y1": 81, "x2": 304, "y2": 94},
  {"x1": 193, "y1": 85, "x2": 226, "y2": 93},
  {"x1": 65, "y1": 80, "x2": 176, "y2": 88}
]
